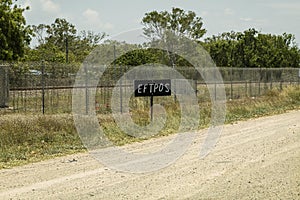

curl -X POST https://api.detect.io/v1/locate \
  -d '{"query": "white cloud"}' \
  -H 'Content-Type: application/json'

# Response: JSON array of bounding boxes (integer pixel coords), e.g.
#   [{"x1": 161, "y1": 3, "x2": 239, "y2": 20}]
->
[
  {"x1": 239, "y1": 17, "x2": 267, "y2": 26},
  {"x1": 201, "y1": 11, "x2": 209, "y2": 17},
  {"x1": 224, "y1": 8, "x2": 234, "y2": 16},
  {"x1": 268, "y1": 2, "x2": 300, "y2": 10},
  {"x1": 82, "y1": 8, "x2": 114, "y2": 31},
  {"x1": 102, "y1": 22, "x2": 114, "y2": 30},
  {"x1": 40, "y1": 0, "x2": 60, "y2": 13},
  {"x1": 240, "y1": 17, "x2": 253, "y2": 22},
  {"x1": 83, "y1": 8, "x2": 99, "y2": 21},
  {"x1": 264, "y1": 2, "x2": 300, "y2": 16}
]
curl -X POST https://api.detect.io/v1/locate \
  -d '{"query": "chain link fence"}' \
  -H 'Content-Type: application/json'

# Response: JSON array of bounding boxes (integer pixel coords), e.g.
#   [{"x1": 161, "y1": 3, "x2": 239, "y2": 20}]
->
[
  {"x1": 218, "y1": 67, "x2": 300, "y2": 100},
  {"x1": 1, "y1": 61, "x2": 299, "y2": 114}
]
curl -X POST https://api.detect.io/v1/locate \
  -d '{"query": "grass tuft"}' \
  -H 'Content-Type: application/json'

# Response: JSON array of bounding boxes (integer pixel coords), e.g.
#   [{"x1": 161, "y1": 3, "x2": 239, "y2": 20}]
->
[
  {"x1": 0, "y1": 114, "x2": 85, "y2": 168},
  {"x1": 0, "y1": 86, "x2": 299, "y2": 169}
]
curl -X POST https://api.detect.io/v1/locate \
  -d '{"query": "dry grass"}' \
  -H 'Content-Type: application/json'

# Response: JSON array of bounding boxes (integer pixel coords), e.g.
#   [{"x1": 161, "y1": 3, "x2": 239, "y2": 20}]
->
[
  {"x1": 0, "y1": 114, "x2": 85, "y2": 168},
  {"x1": 0, "y1": 85, "x2": 299, "y2": 169}
]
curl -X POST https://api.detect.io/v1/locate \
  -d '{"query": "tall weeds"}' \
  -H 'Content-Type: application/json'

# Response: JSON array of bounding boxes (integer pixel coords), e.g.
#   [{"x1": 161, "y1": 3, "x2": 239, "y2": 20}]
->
[{"x1": 0, "y1": 86, "x2": 299, "y2": 168}]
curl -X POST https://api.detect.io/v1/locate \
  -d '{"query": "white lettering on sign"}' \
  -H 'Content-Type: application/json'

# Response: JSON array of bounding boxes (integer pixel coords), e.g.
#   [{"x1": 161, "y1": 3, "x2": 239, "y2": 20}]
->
[
  {"x1": 165, "y1": 83, "x2": 170, "y2": 93},
  {"x1": 134, "y1": 79, "x2": 171, "y2": 97},
  {"x1": 149, "y1": 83, "x2": 154, "y2": 93},
  {"x1": 137, "y1": 84, "x2": 143, "y2": 94}
]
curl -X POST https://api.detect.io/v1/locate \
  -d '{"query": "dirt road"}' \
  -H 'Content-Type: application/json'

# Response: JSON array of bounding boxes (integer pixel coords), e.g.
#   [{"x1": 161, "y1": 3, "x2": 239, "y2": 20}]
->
[{"x1": 0, "y1": 110, "x2": 299, "y2": 199}]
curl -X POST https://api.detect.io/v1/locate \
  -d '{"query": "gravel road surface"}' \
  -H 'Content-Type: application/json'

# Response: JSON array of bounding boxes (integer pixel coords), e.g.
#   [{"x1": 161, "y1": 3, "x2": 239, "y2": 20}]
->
[{"x1": 0, "y1": 110, "x2": 299, "y2": 199}]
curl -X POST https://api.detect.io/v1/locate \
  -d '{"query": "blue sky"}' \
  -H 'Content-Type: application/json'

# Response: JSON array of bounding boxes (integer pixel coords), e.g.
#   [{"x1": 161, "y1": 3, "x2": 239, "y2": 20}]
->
[{"x1": 19, "y1": 0, "x2": 300, "y2": 46}]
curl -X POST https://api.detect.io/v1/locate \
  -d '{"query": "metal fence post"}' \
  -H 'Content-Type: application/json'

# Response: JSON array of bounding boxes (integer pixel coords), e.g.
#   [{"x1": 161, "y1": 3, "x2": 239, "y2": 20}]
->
[
  {"x1": 298, "y1": 69, "x2": 300, "y2": 87},
  {"x1": 41, "y1": 60, "x2": 45, "y2": 114},
  {"x1": 120, "y1": 65, "x2": 123, "y2": 113},
  {"x1": 270, "y1": 70, "x2": 273, "y2": 90},
  {"x1": 245, "y1": 81, "x2": 248, "y2": 97},
  {"x1": 84, "y1": 65, "x2": 89, "y2": 115},
  {"x1": 249, "y1": 80, "x2": 252, "y2": 97},
  {"x1": 258, "y1": 68, "x2": 261, "y2": 96},
  {"x1": 230, "y1": 67, "x2": 233, "y2": 99}
]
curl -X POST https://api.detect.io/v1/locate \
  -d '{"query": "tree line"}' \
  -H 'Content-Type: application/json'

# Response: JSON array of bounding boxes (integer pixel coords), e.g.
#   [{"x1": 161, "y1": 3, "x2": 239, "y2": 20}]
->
[
  {"x1": 1, "y1": 1, "x2": 299, "y2": 69},
  {"x1": 203, "y1": 29, "x2": 299, "y2": 68}
]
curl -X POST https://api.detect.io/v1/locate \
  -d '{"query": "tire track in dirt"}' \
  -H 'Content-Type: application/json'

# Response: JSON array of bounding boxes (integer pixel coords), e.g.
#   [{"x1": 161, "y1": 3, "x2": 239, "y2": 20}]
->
[{"x1": 0, "y1": 110, "x2": 299, "y2": 199}]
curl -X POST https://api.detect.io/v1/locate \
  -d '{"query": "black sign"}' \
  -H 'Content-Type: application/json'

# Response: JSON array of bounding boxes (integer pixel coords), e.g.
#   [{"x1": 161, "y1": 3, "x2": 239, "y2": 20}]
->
[{"x1": 134, "y1": 79, "x2": 171, "y2": 97}]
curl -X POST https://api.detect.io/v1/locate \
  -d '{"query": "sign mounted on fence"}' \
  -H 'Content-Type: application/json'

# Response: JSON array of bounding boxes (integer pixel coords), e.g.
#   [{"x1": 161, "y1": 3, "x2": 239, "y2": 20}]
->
[{"x1": 134, "y1": 79, "x2": 171, "y2": 97}]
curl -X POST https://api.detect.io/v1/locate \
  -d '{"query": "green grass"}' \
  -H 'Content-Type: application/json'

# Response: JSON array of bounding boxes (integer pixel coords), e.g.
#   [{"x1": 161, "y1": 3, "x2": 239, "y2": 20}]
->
[
  {"x1": 0, "y1": 114, "x2": 85, "y2": 168},
  {"x1": 226, "y1": 85, "x2": 300, "y2": 122},
  {"x1": 0, "y1": 85, "x2": 299, "y2": 169}
]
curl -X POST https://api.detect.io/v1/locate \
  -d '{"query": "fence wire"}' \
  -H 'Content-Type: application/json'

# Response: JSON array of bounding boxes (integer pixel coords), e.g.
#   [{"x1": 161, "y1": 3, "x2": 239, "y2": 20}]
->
[{"x1": 1, "y1": 61, "x2": 299, "y2": 114}]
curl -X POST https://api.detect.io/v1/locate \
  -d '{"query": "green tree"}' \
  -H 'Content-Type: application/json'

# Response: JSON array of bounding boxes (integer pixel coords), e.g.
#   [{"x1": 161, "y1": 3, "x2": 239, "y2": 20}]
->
[
  {"x1": 204, "y1": 29, "x2": 300, "y2": 69},
  {"x1": 142, "y1": 7, "x2": 207, "y2": 69},
  {"x1": 45, "y1": 18, "x2": 77, "y2": 52},
  {"x1": 0, "y1": 0, "x2": 31, "y2": 61},
  {"x1": 142, "y1": 7, "x2": 206, "y2": 42},
  {"x1": 72, "y1": 30, "x2": 107, "y2": 62},
  {"x1": 28, "y1": 18, "x2": 106, "y2": 63},
  {"x1": 31, "y1": 24, "x2": 47, "y2": 45}
]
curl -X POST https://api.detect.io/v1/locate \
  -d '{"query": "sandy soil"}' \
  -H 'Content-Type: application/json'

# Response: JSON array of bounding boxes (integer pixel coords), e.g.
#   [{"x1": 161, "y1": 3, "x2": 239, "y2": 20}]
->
[{"x1": 0, "y1": 110, "x2": 299, "y2": 199}]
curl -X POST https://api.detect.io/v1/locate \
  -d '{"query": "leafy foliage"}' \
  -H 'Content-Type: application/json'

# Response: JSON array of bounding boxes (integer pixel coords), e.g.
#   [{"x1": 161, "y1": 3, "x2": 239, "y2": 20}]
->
[
  {"x1": 27, "y1": 18, "x2": 107, "y2": 63},
  {"x1": 0, "y1": 0, "x2": 32, "y2": 61},
  {"x1": 1, "y1": 4, "x2": 299, "y2": 70},
  {"x1": 142, "y1": 7, "x2": 206, "y2": 41},
  {"x1": 204, "y1": 29, "x2": 300, "y2": 68}
]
